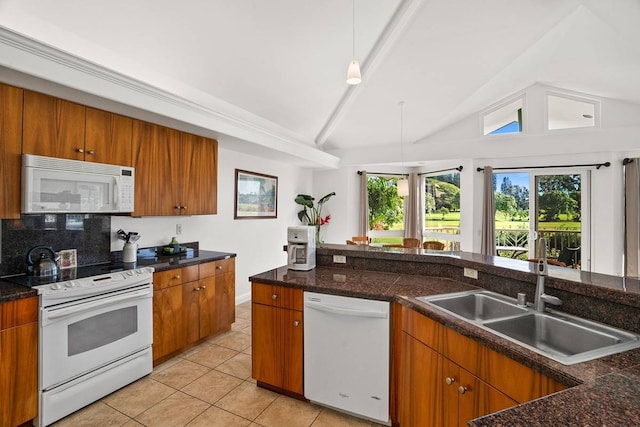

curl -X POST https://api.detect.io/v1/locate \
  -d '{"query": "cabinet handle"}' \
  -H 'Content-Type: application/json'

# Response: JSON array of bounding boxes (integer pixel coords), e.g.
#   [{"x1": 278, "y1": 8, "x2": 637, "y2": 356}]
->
[
  {"x1": 182, "y1": 206, "x2": 188, "y2": 210},
  {"x1": 458, "y1": 386, "x2": 468, "y2": 394},
  {"x1": 271, "y1": 294, "x2": 278, "y2": 300},
  {"x1": 76, "y1": 148, "x2": 84, "y2": 153},
  {"x1": 216, "y1": 266, "x2": 222, "y2": 270},
  {"x1": 174, "y1": 205, "x2": 181, "y2": 210},
  {"x1": 193, "y1": 287, "x2": 201, "y2": 292},
  {"x1": 293, "y1": 320, "x2": 300, "y2": 327},
  {"x1": 200, "y1": 285, "x2": 206, "y2": 289},
  {"x1": 173, "y1": 275, "x2": 181, "y2": 280},
  {"x1": 87, "y1": 150, "x2": 95, "y2": 155},
  {"x1": 445, "y1": 377, "x2": 455, "y2": 385}
]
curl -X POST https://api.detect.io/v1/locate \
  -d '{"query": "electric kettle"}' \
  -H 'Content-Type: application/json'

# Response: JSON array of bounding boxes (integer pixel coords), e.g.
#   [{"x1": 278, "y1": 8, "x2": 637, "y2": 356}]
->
[{"x1": 26, "y1": 245, "x2": 60, "y2": 277}]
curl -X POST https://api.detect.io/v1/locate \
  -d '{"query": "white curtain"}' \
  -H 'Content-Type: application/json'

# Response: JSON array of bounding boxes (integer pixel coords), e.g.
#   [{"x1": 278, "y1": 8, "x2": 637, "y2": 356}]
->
[
  {"x1": 481, "y1": 166, "x2": 496, "y2": 255},
  {"x1": 404, "y1": 172, "x2": 421, "y2": 239},
  {"x1": 625, "y1": 159, "x2": 640, "y2": 277},
  {"x1": 358, "y1": 171, "x2": 369, "y2": 237}
]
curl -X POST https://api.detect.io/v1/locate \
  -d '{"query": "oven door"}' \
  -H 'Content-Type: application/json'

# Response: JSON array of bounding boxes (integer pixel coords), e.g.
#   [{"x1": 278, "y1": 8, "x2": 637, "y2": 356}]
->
[{"x1": 40, "y1": 284, "x2": 152, "y2": 390}]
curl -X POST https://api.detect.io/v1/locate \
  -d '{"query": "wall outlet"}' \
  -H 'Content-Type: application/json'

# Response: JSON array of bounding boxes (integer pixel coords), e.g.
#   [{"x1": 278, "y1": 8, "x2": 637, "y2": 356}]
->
[
  {"x1": 333, "y1": 255, "x2": 347, "y2": 264},
  {"x1": 464, "y1": 267, "x2": 478, "y2": 279},
  {"x1": 176, "y1": 223, "x2": 182, "y2": 235}
]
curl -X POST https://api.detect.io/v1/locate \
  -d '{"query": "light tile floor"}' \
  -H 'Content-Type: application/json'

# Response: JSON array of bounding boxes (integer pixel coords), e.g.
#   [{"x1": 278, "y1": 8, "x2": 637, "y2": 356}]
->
[{"x1": 52, "y1": 301, "x2": 385, "y2": 427}]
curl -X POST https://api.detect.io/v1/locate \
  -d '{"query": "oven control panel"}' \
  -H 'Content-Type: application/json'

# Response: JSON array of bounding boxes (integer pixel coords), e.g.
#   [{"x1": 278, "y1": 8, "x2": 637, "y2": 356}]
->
[{"x1": 37, "y1": 267, "x2": 154, "y2": 301}]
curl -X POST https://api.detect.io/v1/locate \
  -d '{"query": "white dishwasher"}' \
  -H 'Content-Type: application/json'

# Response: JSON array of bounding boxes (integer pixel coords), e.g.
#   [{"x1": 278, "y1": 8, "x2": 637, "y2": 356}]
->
[{"x1": 304, "y1": 291, "x2": 390, "y2": 425}]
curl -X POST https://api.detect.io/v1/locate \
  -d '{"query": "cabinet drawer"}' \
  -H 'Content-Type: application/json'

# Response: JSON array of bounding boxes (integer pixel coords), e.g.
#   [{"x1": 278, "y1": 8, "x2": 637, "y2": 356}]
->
[
  {"x1": 252, "y1": 283, "x2": 303, "y2": 311},
  {"x1": 200, "y1": 258, "x2": 235, "y2": 278},
  {"x1": 154, "y1": 265, "x2": 199, "y2": 290},
  {"x1": 1, "y1": 297, "x2": 38, "y2": 330}
]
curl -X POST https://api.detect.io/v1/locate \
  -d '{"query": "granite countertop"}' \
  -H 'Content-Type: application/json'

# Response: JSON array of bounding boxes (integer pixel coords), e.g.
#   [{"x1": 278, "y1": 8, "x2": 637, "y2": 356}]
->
[
  {"x1": 250, "y1": 263, "x2": 640, "y2": 426},
  {"x1": 0, "y1": 249, "x2": 236, "y2": 303}
]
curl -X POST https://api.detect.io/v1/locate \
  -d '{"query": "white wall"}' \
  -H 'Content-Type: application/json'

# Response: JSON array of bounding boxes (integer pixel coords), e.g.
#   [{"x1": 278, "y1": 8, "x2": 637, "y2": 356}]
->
[{"x1": 112, "y1": 140, "x2": 312, "y2": 304}]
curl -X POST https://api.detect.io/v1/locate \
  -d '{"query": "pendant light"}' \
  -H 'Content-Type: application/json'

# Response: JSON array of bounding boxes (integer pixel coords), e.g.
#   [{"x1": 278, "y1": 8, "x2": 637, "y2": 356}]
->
[
  {"x1": 397, "y1": 101, "x2": 409, "y2": 197},
  {"x1": 346, "y1": 0, "x2": 362, "y2": 85}
]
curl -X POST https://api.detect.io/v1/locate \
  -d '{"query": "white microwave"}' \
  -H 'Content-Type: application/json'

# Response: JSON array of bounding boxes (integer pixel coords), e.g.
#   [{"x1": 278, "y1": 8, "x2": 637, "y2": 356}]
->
[{"x1": 22, "y1": 154, "x2": 134, "y2": 214}]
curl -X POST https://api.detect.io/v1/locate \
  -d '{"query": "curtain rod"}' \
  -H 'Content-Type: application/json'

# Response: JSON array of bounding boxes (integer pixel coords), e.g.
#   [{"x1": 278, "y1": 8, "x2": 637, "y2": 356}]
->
[
  {"x1": 623, "y1": 158, "x2": 634, "y2": 165},
  {"x1": 476, "y1": 162, "x2": 611, "y2": 172},
  {"x1": 357, "y1": 165, "x2": 463, "y2": 177},
  {"x1": 357, "y1": 171, "x2": 408, "y2": 177},
  {"x1": 418, "y1": 165, "x2": 463, "y2": 176}
]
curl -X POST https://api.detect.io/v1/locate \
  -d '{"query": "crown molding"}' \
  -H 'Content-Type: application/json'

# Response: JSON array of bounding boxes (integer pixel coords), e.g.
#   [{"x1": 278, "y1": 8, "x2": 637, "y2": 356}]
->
[{"x1": 0, "y1": 26, "x2": 340, "y2": 169}]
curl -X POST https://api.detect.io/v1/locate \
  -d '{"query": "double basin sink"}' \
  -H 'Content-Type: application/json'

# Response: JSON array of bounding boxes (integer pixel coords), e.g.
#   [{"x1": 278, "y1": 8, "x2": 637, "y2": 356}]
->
[{"x1": 418, "y1": 290, "x2": 640, "y2": 365}]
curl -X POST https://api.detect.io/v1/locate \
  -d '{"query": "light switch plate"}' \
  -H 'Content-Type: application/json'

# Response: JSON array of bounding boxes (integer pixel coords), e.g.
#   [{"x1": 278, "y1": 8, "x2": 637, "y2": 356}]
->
[
  {"x1": 464, "y1": 267, "x2": 478, "y2": 279},
  {"x1": 333, "y1": 255, "x2": 347, "y2": 264}
]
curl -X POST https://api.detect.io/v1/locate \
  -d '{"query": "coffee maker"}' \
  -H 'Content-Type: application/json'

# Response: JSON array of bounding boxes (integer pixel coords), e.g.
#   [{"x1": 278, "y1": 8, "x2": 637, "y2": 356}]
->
[{"x1": 287, "y1": 226, "x2": 316, "y2": 271}]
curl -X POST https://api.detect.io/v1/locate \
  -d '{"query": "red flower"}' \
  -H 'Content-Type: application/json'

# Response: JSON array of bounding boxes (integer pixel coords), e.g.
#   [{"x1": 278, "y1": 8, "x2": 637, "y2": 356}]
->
[{"x1": 320, "y1": 215, "x2": 331, "y2": 225}]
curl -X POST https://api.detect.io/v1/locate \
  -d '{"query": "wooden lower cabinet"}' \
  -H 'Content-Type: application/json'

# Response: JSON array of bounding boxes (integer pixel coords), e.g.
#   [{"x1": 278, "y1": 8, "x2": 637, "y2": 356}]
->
[
  {"x1": 0, "y1": 297, "x2": 38, "y2": 427},
  {"x1": 397, "y1": 307, "x2": 566, "y2": 426},
  {"x1": 251, "y1": 283, "x2": 303, "y2": 396},
  {"x1": 153, "y1": 285, "x2": 186, "y2": 360},
  {"x1": 399, "y1": 332, "x2": 515, "y2": 427},
  {"x1": 152, "y1": 258, "x2": 235, "y2": 364}
]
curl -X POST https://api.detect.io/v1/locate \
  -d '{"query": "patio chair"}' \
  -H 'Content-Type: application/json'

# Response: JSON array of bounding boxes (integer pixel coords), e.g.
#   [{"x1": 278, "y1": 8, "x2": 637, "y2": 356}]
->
[
  {"x1": 423, "y1": 241, "x2": 445, "y2": 250},
  {"x1": 557, "y1": 246, "x2": 580, "y2": 267},
  {"x1": 403, "y1": 238, "x2": 421, "y2": 248},
  {"x1": 351, "y1": 236, "x2": 369, "y2": 245}
]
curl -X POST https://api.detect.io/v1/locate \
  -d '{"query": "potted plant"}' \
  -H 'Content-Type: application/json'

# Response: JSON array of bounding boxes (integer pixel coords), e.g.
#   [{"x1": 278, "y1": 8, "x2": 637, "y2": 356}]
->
[{"x1": 295, "y1": 192, "x2": 336, "y2": 244}]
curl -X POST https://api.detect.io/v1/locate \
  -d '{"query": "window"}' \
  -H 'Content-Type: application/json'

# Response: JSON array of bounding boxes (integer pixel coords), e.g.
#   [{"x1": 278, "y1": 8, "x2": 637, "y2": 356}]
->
[
  {"x1": 424, "y1": 172, "x2": 461, "y2": 250},
  {"x1": 367, "y1": 175, "x2": 405, "y2": 244},
  {"x1": 483, "y1": 97, "x2": 524, "y2": 135},
  {"x1": 547, "y1": 93, "x2": 598, "y2": 130},
  {"x1": 494, "y1": 170, "x2": 590, "y2": 271}
]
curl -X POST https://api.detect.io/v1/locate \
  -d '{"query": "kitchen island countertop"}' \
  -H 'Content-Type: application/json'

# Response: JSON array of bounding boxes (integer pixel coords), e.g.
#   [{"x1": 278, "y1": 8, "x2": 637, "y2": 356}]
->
[{"x1": 250, "y1": 246, "x2": 640, "y2": 427}]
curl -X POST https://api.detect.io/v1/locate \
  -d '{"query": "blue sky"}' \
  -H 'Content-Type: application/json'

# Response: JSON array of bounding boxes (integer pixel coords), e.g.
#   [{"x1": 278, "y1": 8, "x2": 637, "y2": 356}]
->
[{"x1": 495, "y1": 172, "x2": 529, "y2": 192}]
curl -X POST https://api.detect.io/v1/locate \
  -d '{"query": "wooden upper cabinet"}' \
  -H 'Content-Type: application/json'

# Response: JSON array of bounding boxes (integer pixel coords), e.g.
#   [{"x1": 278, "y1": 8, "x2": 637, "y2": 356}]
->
[
  {"x1": 23, "y1": 91, "x2": 132, "y2": 165},
  {"x1": 0, "y1": 83, "x2": 23, "y2": 219},
  {"x1": 132, "y1": 119, "x2": 218, "y2": 216},
  {"x1": 22, "y1": 90, "x2": 86, "y2": 160},
  {"x1": 85, "y1": 108, "x2": 132, "y2": 166},
  {"x1": 131, "y1": 120, "x2": 180, "y2": 216},
  {"x1": 180, "y1": 133, "x2": 218, "y2": 215}
]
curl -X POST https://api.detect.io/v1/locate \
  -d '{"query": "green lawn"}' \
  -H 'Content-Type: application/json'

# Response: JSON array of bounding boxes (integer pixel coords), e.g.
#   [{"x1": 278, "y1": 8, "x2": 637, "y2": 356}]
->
[{"x1": 379, "y1": 210, "x2": 579, "y2": 233}]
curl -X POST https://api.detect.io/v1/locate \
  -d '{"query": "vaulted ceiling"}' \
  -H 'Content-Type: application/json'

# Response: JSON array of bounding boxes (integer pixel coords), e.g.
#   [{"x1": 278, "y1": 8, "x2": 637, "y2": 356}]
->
[{"x1": 1, "y1": 0, "x2": 639, "y2": 168}]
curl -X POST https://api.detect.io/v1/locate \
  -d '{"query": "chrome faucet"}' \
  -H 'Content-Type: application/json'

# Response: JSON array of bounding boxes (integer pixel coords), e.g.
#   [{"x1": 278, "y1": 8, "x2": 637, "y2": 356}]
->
[{"x1": 534, "y1": 237, "x2": 562, "y2": 312}]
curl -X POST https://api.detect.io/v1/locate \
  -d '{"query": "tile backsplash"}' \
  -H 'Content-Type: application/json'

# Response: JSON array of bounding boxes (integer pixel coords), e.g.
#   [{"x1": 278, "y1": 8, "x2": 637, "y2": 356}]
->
[{"x1": 1, "y1": 214, "x2": 110, "y2": 276}]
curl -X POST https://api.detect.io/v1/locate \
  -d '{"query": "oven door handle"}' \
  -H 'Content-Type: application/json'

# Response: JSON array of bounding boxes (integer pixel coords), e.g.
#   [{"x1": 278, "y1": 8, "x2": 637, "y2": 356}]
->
[{"x1": 45, "y1": 289, "x2": 151, "y2": 320}]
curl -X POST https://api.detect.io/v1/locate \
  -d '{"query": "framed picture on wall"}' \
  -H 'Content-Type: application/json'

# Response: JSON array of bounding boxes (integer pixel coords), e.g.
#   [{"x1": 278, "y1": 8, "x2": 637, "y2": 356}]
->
[{"x1": 234, "y1": 169, "x2": 278, "y2": 219}]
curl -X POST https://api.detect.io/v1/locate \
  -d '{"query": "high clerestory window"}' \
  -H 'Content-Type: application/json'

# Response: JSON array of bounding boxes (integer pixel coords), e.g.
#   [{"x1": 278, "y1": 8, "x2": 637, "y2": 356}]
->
[
  {"x1": 547, "y1": 92, "x2": 599, "y2": 130},
  {"x1": 482, "y1": 96, "x2": 524, "y2": 136}
]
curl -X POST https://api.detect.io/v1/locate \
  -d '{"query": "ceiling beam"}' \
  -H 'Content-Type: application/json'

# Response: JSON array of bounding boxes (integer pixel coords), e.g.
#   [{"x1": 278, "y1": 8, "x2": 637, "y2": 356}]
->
[{"x1": 315, "y1": 0, "x2": 425, "y2": 148}]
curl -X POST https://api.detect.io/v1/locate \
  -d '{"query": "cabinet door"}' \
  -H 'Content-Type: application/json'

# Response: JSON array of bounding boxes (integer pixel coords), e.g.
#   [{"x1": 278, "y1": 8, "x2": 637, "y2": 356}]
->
[
  {"x1": 85, "y1": 108, "x2": 132, "y2": 166},
  {"x1": 197, "y1": 276, "x2": 216, "y2": 339},
  {"x1": 182, "y1": 281, "x2": 202, "y2": 345},
  {"x1": 0, "y1": 83, "x2": 22, "y2": 219},
  {"x1": 23, "y1": 90, "x2": 86, "y2": 160},
  {"x1": 132, "y1": 120, "x2": 180, "y2": 216},
  {"x1": 153, "y1": 286, "x2": 186, "y2": 361},
  {"x1": 399, "y1": 332, "x2": 447, "y2": 427},
  {"x1": 180, "y1": 133, "x2": 218, "y2": 215},
  {"x1": 252, "y1": 303, "x2": 283, "y2": 388},
  {"x1": 282, "y1": 308, "x2": 303, "y2": 395},
  {"x1": 0, "y1": 322, "x2": 38, "y2": 427},
  {"x1": 457, "y1": 368, "x2": 516, "y2": 427},
  {"x1": 214, "y1": 271, "x2": 235, "y2": 334}
]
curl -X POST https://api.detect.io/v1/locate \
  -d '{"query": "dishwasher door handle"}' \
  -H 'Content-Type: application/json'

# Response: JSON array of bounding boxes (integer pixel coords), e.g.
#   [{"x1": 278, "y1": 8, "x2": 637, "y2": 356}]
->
[{"x1": 305, "y1": 300, "x2": 388, "y2": 319}]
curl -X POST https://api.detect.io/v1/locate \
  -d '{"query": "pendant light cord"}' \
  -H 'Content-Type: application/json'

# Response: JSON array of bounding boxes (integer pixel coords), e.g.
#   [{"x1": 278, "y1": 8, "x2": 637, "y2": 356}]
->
[
  {"x1": 352, "y1": 0, "x2": 356, "y2": 58},
  {"x1": 399, "y1": 101, "x2": 405, "y2": 175}
]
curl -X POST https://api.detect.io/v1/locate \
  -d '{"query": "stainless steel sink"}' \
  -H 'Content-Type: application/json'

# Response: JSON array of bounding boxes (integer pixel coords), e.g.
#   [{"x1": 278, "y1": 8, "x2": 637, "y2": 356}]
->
[
  {"x1": 417, "y1": 291, "x2": 527, "y2": 321},
  {"x1": 419, "y1": 290, "x2": 640, "y2": 365}
]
